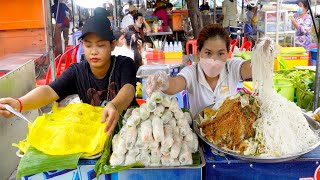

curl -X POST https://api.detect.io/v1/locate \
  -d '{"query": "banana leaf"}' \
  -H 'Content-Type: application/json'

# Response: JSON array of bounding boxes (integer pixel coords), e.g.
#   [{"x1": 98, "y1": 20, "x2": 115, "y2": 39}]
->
[{"x1": 17, "y1": 147, "x2": 82, "y2": 178}]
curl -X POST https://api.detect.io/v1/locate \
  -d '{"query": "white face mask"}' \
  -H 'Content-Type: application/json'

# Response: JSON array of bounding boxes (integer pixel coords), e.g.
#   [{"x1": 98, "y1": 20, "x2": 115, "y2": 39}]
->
[
  {"x1": 135, "y1": 22, "x2": 142, "y2": 28},
  {"x1": 199, "y1": 58, "x2": 226, "y2": 78}
]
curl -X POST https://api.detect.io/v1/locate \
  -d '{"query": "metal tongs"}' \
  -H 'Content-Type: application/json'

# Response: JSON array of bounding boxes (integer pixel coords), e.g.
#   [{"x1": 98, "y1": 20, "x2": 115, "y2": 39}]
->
[{"x1": 4, "y1": 104, "x2": 32, "y2": 124}]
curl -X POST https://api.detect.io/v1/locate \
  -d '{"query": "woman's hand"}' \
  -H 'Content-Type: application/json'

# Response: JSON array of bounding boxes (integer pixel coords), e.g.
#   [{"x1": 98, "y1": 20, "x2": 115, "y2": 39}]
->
[
  {"x1": 101, "y1": 102, "x2": 119, "y2": 136},
  {"x1": 145, "y1": 71, "x2": 169, "y2": 97},
  {"x1": 0, "y1": 98, "x2": 21, "y2": 118}
]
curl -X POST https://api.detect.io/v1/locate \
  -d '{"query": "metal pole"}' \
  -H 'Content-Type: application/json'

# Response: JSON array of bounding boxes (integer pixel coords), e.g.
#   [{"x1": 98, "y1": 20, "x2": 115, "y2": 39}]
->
[
  {"x1": 71, "y1": 0, "x2": 75, "y2": 28},
  {"x1": 213, "y1": 0, "x2": 216, "y2": 23},
  {"x1": 275, "y1": 0, "x2": 281, "y2": 44},
  {"x1": 45, "y1": 0, "x2": 56, "y2": 82},
  {"x1": 113, "y1": 0, "x2": 117, "y2": 27},
  {"x1": 307, "y1": 0, "x2": 319, "y2": 39},
  {"x1": 312, "y1": 3, "x2": 320, "y2": 111},
  {"x1": 41, "y1": 0, "x2": 48, "y2": 53}
]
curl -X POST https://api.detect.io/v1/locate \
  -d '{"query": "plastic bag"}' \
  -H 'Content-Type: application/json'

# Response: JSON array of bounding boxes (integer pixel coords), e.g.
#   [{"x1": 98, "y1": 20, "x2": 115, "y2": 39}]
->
[{"x1": 16, "y1": 103, "x2": 107, "y2": 156}]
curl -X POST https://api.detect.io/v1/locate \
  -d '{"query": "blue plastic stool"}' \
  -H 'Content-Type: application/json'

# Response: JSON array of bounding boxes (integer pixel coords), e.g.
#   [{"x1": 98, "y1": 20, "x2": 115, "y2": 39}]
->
[{"x1": 175, "y1": 90, "x2": 189, "y2": 108}]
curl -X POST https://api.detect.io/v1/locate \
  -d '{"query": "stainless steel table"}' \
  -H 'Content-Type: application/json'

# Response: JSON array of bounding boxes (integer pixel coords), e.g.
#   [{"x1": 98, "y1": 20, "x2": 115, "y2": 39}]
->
[{"x1": 146, "y1": 26, "x2": 173, "y2": 50}]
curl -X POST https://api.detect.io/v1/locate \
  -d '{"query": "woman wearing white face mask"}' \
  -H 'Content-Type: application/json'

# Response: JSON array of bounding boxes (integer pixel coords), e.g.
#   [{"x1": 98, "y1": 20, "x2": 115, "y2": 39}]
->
[
  {"x1": 128, "y1": 12, "x2": 151, "y2": 42},
  {"x1": 145, "y1": 24, "x2": 252, "y2": 116},
  {"x1": 291, "y1": 0, "x2": 312, "y2": 51}
]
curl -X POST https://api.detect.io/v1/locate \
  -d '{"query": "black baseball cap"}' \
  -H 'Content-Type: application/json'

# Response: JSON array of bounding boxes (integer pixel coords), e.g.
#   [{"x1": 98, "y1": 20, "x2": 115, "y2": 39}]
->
[{"x1": 79, "y1": 16, "x2": 113, "y2": 41}]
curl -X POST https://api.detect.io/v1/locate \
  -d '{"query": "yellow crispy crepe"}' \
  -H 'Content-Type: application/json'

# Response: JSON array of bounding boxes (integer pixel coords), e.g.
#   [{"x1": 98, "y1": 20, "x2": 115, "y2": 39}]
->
[{"x1": 15, "y1": 103, "x2": 107, "y2": 156}]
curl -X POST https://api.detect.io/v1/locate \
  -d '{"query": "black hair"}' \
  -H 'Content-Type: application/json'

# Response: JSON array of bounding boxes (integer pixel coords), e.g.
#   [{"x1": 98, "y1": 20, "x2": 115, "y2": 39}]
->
[
  {"x1": 124, "y1": 31, "x2": 142, "y2": 69},
  {"x1": 113, "y1": 30, "x2": 123, "y2": 41},
  {"x1": 133, "y1": 12, "x2": 143, "y2": 22},
  {"x1": 166, "y1": 3, "x2": 173, "y2": 8},
  {"x1": 197, "y1": 24, "x2": 230, "y2": 52},
  {"x1": 54, "y1": 0, "x2": 58, "y2": 4},
  {"x1": 299, "y1": 0, "x2": 309, "y2": 9}
]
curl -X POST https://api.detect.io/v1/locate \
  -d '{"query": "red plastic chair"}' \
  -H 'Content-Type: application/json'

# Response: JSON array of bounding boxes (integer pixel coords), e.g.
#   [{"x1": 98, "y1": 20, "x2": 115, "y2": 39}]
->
[
  {"x1": 56, "y1": 44, "x2": 80, "y2": 77},
  {"x1": 36, "y1": 54, "x2": 61, "y2": 86},
  {"x1": 71, "y1": 44, "x2": 80, "y2": 64},
  {"x1": 230, "y1": 39, "x2": 238, "y2": 52},
  {"x1": 240, "y1": 41, "x2": 252, "y2": 52},
  {"x1": 186, "y1": 39, "x2": 198, "y2": 55}
]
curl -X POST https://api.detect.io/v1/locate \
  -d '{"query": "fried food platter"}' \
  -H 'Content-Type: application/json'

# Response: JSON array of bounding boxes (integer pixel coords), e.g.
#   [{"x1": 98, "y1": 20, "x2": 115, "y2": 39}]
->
[{"x1": 193, "y1": 105, "x2": 320, "y2": 163}]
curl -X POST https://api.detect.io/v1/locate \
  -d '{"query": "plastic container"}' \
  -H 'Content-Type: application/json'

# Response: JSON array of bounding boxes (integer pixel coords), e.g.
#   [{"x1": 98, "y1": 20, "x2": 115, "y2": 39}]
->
[
  {"x1": 310, "y1": 48, "x2": 318, "y2": 59},
  {"x1": 273, "y1": 78, "x2": 294, "y2": 102},
  {"x1": 164, "y1": 51, "x2": 183, "y2": 59}
]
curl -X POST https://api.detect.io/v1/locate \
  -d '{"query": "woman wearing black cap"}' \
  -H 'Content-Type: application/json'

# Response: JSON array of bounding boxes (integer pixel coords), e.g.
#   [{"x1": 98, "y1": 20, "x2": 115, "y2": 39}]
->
[{"x1": 0, "y1": 16, "x2": 137, "y2": 136}]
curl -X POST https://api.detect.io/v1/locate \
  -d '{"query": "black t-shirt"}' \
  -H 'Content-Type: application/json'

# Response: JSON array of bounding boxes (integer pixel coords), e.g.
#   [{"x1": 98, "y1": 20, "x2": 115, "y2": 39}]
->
[{"x1": 49, "y1": 55, "x2": 138, "y2": 107}]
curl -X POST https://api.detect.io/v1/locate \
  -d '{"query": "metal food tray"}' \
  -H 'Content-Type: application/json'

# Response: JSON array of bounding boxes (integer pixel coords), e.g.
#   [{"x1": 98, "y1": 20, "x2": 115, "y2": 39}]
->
[
  {"x1": 193, "y1": 107, "x2": 320, "y2": 163},
  {"x1": 136, "y1": 65, "x2": 170, "y2": 78},
  {"x1": 131, "y1": 147, "x2": 206, "y2": 170}
]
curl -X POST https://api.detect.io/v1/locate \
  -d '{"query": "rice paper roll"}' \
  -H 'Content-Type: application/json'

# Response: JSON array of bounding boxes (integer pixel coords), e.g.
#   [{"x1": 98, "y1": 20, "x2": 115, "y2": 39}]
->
[
  {"x1": 161, "y1": 155, "x2": 175, "y2": 166},
  {"x1": 140, "y1": 119, "x2": 154, "y2": 142},
  {"x1": 162, "y1": 96, "x2": 172, "y2": 107},
  {"x1": 128, "y1": 147, "x2": 140, "y2": 156},
  {"x1": 184, "y1": 112, "x2": 193, "y2": 125},
  {"x1": 151, "y1": 147, "x2": 162, "y2": 156},
  {"x1": 110, "y1": 153, "x2": 125, "y2": 166},
  {"x1": 136, "y1": 153, "x2": 151, "y2": 166},
  {"x1": 146, "y1": 101, "x2": 157, "y2": 112},
  {"x1": 126, "y1": 115, "x2": 140, "y2": 127},
  {"x1": 124, "y1": 153, "x2": 137, "y2": 166},
  {"x1": 154, "y1": 104, "x2": 165, "y2": 117},
  {"x1": 162, "y1": 125, "x2": 174, "y2": 148},
  {"x1": 139, "y1": 104, "x2": 150, "y2": 121},
  {"x1": 135, "y1": 128, "x2": 148, "y2": 149},
  {"x1": 169, "y1": 98, "x2": 180, "y2": 113},
  {"x1": 131, "y1": 108, "x2": 140, "y2": 116},
  {"x1": 184, "y1": 132, "x2": 194, "y2": 142},
  {"x1": 174, "y1": 110, "x2": 185, "y2": 119},
  {"x1": 173, "y1": 126, "x2": 182, "y2": 142},
  {"x1": 124, "y1": 108, "x2": 134, "y2": 120},
  {"x1": 177, "y1": 118, "x2": 192, "y2": 136},
  {"x1": 113, "y1": 133, "x2": 127, "y2": 155},
  {"x1": 160, "y1": 145, "x2": 170, "y2": 155},
  {"x1": 125, "y1": 126, "x2": 138, "y2": 150},
  {"x1": 150, "y1": 155, "x2": 162, "y2": 166},
  {"x1": 179, "y1": 142, "x2": 193, "y2": 165},
  {"x1": 168, "y1": 118, "x2": 177, "y2": 127},
  {"x1": 152, "y1": 116, "x2": 164, "y2": 142},
  {"x1": 148, "y1": 141, "x2": 159, "y2": 151},
  {"x1": 172, "y1": 159, "x2": 180, "y2": 166},
  {"x1": 170, "y1": 140, "x2": 182, "y2": 159},
  {"x1": 161, "y1": 109, "x2": 173, "y2": 124},
  {"x1": 112, "y1": 134, "x2": 119, "y2": 152},
  {"x1": 140, "y1": 149, "x2": 151, "y2": 155},
  {"x1": 186, "y1": 133, "x2": 199, "y2": 153},
  {"x1": 150, "y1": 91, "x2": 163, "y2": 103}
]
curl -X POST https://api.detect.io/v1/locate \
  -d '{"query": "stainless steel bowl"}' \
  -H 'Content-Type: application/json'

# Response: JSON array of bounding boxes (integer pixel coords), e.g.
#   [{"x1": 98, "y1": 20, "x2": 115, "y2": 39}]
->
[{"x1": 193, "y1": 108, "x2": 320, "y2": 163}]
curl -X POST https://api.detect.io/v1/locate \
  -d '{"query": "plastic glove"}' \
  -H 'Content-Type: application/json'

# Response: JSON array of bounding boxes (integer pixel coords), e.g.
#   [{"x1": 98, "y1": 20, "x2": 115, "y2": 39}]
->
[{"x1": 145, "y1": 71, "x2": 169, "y2": 97}]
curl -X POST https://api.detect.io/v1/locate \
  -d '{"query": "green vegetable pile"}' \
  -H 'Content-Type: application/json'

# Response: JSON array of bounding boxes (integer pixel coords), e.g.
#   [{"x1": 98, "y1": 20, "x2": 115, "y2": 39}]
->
[{"x1": 274, "y1": 69, "x2": 316, "y2": 110}]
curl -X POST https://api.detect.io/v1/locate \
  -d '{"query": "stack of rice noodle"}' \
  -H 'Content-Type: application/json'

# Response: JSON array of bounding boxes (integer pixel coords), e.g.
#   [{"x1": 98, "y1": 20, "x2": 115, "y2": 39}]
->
[{"x1": 110, "y1": 92, "x2": 199, "y2": 166}]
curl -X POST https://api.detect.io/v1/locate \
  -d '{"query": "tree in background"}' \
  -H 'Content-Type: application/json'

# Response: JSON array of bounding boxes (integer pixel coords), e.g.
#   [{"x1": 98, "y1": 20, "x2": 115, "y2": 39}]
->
[{"x1": 186, "y1": 0, "x2": 203, "y2": 38}]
